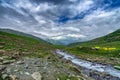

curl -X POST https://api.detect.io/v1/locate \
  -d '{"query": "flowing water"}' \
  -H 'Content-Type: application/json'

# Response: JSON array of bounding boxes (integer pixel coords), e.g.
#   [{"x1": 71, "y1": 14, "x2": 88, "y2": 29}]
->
[{"x1": 55, "y1": 49, "x2": 120, "y2": 80}]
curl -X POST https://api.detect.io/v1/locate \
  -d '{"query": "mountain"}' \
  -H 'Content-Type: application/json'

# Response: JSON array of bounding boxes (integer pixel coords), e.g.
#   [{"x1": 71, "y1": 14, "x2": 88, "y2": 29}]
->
[
  {"x1": 0, "y1": 29, "x2": 55, "y2": 58},
  {"x1": 0, "y1": 29, "x2": 52, "y2": 44},
  {"x1": 69, "y1": 29, "x2": 120, "y2": 46},
  {"x1": 47, "y1": 38, "x2": 83, "y2": 45},
  {"x1": 65, "y1": 29, "x2": 120, "y2": 65}
]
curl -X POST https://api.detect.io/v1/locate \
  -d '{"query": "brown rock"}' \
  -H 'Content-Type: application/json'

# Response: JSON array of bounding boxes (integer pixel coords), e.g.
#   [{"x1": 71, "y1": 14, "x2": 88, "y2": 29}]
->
[
  {"x1": 0, "y1": 50, "x2": 5, "y2": 54},
  {"x1": 0, "y1": 46, "x2": 4, "y2": 49},
  {"x1": 0, "y1": 42, "x2": 5, "y2": 45},
  {"x1": 11, "y1": 52, "x2": 21, "y2": 60}
]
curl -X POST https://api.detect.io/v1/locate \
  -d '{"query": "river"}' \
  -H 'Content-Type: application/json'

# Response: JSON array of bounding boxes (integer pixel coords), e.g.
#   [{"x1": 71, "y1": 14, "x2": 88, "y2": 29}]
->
[{"x1": 55, "y1": 49, "x2": 120, "y2": 80}]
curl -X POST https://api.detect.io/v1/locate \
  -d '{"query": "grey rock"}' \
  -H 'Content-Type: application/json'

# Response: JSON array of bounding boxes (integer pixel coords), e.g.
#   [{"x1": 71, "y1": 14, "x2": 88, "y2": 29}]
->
[
  {"x1": 2, "y1": 56, "x2": 9, "y2": 59},
  {"x1": 0, "y1": 57, "x2": 4, "y2": 61},
  {"x1": 31, "y1": 72, "x2": 42, "y2": 80},
  {"x1": 0, "y1": 65, "x2": 6, "y2": 71},
  {"x1": 16, "y1": 61, "x2": 24, "y2": 64},
  {"x1": 10, "y1": 75, "x2": 17, "y2": 80},
  {"x1": 24, "y1": 72, "x2": 30, "y2": 75},
  {"x1": 2, "y1": 60, "x2": 15, "y2": 64},
  {"x1": 2, "y1": 74, "x2": 8, "y2": 79}
]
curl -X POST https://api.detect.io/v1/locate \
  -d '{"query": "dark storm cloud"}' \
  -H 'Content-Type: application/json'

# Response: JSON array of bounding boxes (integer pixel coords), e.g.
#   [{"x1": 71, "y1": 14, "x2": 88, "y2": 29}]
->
[{"x1": 30, "y1": 0, "x2": 69, "y2": 5}]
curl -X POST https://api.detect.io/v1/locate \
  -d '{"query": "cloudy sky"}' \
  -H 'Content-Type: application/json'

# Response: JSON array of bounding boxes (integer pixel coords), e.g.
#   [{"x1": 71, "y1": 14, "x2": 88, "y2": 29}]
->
[{"x1": 0, "y1": 0, "x2": 120, "y2": 44}]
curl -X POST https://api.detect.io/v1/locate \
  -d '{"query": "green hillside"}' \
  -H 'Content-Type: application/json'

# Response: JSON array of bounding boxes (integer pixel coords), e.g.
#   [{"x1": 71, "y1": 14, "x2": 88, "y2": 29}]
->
[
  {"x1": 70, "y1": 29, "x2": 120, "y2": 46},
  {"x1": 0, "y1": 31, "x2": 55, "y2": 58},
  {"x1": 66, "y1": 29, "x2": 120, "y2": 65}
]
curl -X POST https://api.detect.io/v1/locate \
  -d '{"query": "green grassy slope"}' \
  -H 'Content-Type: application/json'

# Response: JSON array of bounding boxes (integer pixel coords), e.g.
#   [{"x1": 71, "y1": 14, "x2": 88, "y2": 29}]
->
[
  {"x1": 0, "y1": 31, "x2": 55, "y2": 58},
  {"x1": 70, "y1": 29, "x2": 120, "y2": 47},
  {"x1": 0, "y1": 29, "x2": 52, "y2": 44},
  {"x1": 65, "y1": 29, "x2": 120, "y2": 65}
]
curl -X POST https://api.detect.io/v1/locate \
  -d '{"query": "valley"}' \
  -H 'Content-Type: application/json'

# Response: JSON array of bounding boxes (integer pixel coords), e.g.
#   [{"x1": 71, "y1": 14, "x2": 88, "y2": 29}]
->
[
  {"x1": 65, "y1": 29, "x2": 120, "y2": 68},
  {"x1": 0, "y1": 29, "x2": 120, "y2": 80},
  {"x1": 0, "y1": 0, "x2": 120, "y2": 80}
]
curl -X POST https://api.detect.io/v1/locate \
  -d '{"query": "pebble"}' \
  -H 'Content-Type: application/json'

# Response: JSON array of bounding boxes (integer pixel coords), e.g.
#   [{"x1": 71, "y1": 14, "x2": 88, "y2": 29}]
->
[
  {"x1": 19, "y1": 71, "x2": 23, "y2": 75},
  {"x1": 24, "y1": 72, "x2": 30, "y2": 75},
  {"x1": 17, "y1": 61, "x2": 24, "y2": 64},
  {"x1": 25, "y1": 64, "x2": 29, "y2": 69}
]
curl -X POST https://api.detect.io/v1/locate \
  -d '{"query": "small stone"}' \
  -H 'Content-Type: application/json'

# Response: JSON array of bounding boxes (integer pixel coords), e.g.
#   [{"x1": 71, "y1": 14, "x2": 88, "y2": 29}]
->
[
  {"x1": 2, "y1": 56, "x2": 9, "y2": 59},
  {"x1": 110, "y1": 57, "x2": 114, "y2": 61},
  {"x1": 0, "y1": 42, "x2": 5, "y2": 45},
  {"x1": 19, "y1": 71, "x2": 23, "y2": 75},
  {"x1": 0, "y1": 50, "x2": 5, "y2": 54},
  {"x1": 14, "y1": 69, "x2": 18, "y2": 72},
  {"x1": 0, "y1": 46, "x2": 4, "y2": 49},
  {"x1": 0, "y1": 65, "x2": 6, "y2": 71},
  {"x1": 10, "y1": 75, "x2": 17, "y2": 80},
  {"x1": 24, "y1": 72, "x2": 30, "y2": 75},
  {"x1": 11, "y1": 52, "x2": 21, "y2": 60},
  {"x1": 105, "y1": 74, "x2": 110, "y2": 79},
  {"x1": 2, "y1": 60, "x2": 15, "y2": 64},
  {"x1": 31, "y1": 72, "x2": 42, "y2": 80},
  {"x1": 2, "y1": 74, "x2": 8, "y2": 79},
  {"x1": 0, "y1": 62, "x2": 2, "y2": 65},
  {"x1": 6, "y1": 68, "x2": 11, "y2": 73},
  {"x1": 25, "y1": 64, "x2": 29, "y2": 69},
  {"x1": 17, "y1": 61, "x2": 24, "y2": 64},
  {"x1": 0, "y1": 57, "x2": 4, "y2": 61}
]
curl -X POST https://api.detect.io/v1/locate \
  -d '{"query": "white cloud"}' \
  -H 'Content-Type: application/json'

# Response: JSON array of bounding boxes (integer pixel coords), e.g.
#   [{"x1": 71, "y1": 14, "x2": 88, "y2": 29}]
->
[
  {"x1": 69, "y1": 0, "x2": 78, "y2": 2},
  {"x1": 51, "y1": 36, "x2": 66, "y2": 40},
  {"x1": 51, "y1": 34, "x2": 86, "y2": 40},
  {"x1": 67, "y1": 34, "x2": 86, "y2": 38},
  {"x1": 0, "y1": 0, "x2": 120, "y2": 44},
  {"x1": 85, "y1": 9, "x2": 115, "y2": 21}
]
